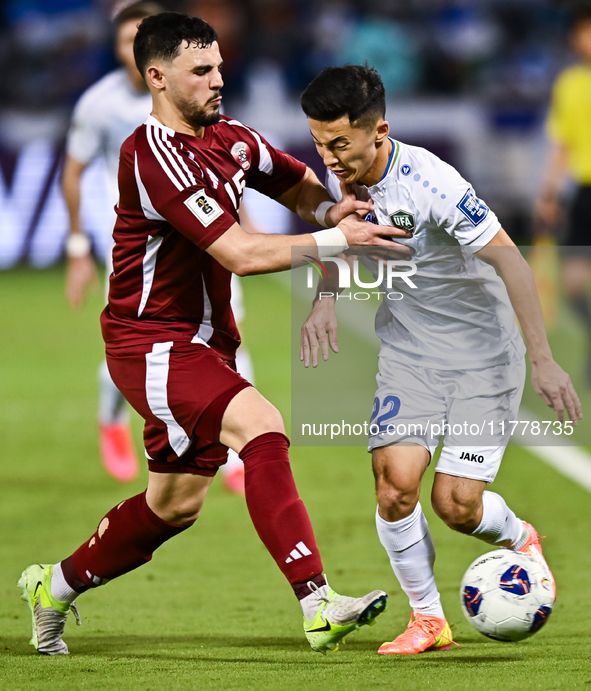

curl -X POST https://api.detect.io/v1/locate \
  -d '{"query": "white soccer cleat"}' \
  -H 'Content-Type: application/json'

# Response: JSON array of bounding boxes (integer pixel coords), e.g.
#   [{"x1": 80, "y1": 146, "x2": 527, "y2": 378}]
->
[
  {"x1": 18, "y1": 564, "x2": 81, "y2": 655},
  {"x1": 303, "y1": 581, "x2": 388, "y2": 653}
]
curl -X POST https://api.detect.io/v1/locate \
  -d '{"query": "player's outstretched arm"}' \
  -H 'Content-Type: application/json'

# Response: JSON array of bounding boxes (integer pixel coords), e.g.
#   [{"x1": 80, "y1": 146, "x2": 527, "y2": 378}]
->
[
  {"x1": 476, "y1": 228, "x2": 582, "y2": 424},
  {"x1": 275, "y1": 166, "x2": 374, "y2": 226},
  {"x1": 207, "y1": 217, "x2": 410, "y2": 277},
  {"x1": 62, "y1": 154, "x2": 99, "y2": 308}
]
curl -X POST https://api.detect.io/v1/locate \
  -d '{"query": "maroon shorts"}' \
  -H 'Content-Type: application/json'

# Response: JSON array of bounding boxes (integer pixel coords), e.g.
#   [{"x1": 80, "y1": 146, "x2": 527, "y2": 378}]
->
[{"x1": 106, "y1": 340, "x2": 251, "y2": 475}]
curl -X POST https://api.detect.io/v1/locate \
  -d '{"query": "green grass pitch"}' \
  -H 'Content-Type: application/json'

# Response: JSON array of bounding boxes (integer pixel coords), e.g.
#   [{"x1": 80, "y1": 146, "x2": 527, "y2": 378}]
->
[{"x1": 0, "y1": 267, "x2": 590, "y2": 690}]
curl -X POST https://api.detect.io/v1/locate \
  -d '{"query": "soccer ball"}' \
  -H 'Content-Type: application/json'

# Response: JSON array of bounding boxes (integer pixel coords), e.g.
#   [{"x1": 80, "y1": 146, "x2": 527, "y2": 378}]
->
[{"x1": 460, "y1": 550, "x2": 554, "y2": 642}]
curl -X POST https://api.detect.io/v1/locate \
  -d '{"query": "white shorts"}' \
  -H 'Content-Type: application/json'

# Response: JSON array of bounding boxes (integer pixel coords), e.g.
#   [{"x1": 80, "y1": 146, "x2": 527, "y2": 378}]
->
[{"x1": 368, "y1": 355, "x2": 526, "y2": 483}]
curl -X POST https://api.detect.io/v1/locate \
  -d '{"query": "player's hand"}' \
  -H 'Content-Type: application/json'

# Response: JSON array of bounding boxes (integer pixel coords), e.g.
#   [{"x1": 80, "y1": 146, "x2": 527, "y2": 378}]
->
[
  {"x1": 531, "y1": 358, "x2": 582, "y2": 424},
  {"x1": 66, "y1": 253, "x2": 99, "y2": 308},
  {"x1": 300, "y1": 296, "x2": 338, "y2": 368},
  {"x1": 326, "y1": 193, "x2": 375, "y2": 226},
  {"x1": 337, "y1": 213, "x2": 413, "y2": 248}
]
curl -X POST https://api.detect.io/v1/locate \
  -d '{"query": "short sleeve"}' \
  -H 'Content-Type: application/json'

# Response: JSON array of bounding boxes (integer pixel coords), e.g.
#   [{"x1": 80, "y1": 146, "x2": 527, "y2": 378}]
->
[
  {"x1": 157, "y1": 185, "x2": 237, "y2": 249},
  {"x1": 407, "y1": 148, "x2": 501, "y2": 250},
  {"x1": 242, "y1": 129, "x2": 306, "y2": 199},
  {"x1": 66, "y1": 90, "x2": 103, "y2": 165},
  {"x1": 134, "y1": 126, "x2": 236, "y2": 250}
]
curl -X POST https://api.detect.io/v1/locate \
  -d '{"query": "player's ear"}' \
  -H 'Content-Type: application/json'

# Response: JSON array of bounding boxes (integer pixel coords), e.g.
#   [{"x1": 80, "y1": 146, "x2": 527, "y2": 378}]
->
[
  {"x1": 145, "y1": 64, "x2": 166, "y2": 91},
  {"x1": 375, "y1": 119, "x2": 389, "y2": 144}
]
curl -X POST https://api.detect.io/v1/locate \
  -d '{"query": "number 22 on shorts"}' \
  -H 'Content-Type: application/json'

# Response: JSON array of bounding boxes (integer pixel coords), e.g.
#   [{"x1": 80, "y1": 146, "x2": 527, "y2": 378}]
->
[{"x1": 370, "y1": 395, "x2": 401, "y2": 433}]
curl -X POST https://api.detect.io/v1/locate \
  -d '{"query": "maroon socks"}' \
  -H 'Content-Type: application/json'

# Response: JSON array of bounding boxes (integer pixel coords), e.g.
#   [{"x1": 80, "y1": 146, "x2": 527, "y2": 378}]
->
[
  {"x1": 61, "y1": 433, "x2": 325, "y2": 600},
  {"x1": 240, "y1": 432, "x2": 325, "y2": 598},
  {"x1": 61, "y1": 491, "x2": 185, "y2": 592}
]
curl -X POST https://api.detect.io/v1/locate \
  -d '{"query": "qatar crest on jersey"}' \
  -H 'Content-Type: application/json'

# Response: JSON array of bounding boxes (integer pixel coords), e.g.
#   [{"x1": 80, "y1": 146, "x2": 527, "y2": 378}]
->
[{"x1": 231, "y1": 141, "x2": 251, "y2": 170}]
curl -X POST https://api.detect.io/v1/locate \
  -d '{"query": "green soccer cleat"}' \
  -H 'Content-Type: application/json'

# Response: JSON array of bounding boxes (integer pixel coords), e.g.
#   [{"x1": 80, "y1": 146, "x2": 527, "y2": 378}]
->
[
  {"x1": 303, "y1": 581, "x2": 388, "y2": 653},
  {"x1": 18, "y1": 564, "x2": 81, "y2": 655}
]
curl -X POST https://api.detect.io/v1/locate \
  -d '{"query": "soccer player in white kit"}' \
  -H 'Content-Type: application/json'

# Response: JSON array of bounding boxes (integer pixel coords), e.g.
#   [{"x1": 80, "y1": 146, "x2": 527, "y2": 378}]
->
[
  {"x1": 62, "y1": 2, "x2": 249, "y2": 490},
  {"x1": 300, "y1": 65, "x2": 582, "y2": 654}
]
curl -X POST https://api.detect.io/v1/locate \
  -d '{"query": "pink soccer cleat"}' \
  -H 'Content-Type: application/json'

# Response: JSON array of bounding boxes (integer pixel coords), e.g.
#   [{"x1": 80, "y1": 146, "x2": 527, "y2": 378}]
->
[
  {"x1": 517, "y1": 521, "x2": 556, "y2": 600},
  {"x1": 99, "y1": 422, "x2": 140, "y2": 483},
  {"x1": 378, "y1": 613, "x2": 456, "y2": 655}
]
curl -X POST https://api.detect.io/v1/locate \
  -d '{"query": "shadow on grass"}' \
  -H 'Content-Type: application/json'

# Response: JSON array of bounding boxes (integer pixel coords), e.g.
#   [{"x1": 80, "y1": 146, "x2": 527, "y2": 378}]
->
[
  {"x1": 393, "y1": 655, "x2": 523, "y2": 665},
  {"x1": 2, "y1": 635, "x2": 347, "y2": 661},
  {"x1": 1, "y1": 635, "x2": 523, "y2": 666}
]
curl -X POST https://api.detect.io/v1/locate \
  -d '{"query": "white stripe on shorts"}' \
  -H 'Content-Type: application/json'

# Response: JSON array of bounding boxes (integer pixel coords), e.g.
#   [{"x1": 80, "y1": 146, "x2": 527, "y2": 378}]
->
[
  {"x1": 138, "y1": 234, "x2": 163, "y2": 317},
  {"x1": 145, "y1": 342, "x2": 191, "y2": 457}
]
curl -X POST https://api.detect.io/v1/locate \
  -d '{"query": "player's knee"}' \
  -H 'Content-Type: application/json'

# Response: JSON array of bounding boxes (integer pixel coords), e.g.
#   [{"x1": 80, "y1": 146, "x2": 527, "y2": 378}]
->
[
  {"x1": 160, "y1": 501, "x2": 203, "y2": 527},
  {"x1": 150, "y1": 495, "x2": 205, "y2": 527},
  {"x1": 221, "y1": 389, "x2": 285, "y2": 451},
  {"x1": 375, "y1": 477, "x2": 420, "y2": 519},
  {"x1": 432, "y1": 496, "x2": 479, "y2": 534},
  {"x1": 259, "y1": 403, "x2": 285, "y2": 435}
]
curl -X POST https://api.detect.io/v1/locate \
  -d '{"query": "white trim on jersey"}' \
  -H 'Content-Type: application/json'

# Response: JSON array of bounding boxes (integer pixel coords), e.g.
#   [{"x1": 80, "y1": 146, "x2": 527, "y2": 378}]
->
[
  {"x1": 134, "y1": 153, "x2": 166, "y2": 221},
  {"x1": 161, "y1": 130, "x2": 197, "y2": 186},
  {"x1": 145, "y1": 122, "x2": 184, "y2": 191},
  {"x1": 196, "y1": 276, "x2": 214, "y2": 343},
  {"x1": 226, "y1": 120, "x2": 273, "y2": 175},
  {"x1": 145, "y1": 342, "x2": 191, "y2": 457},
  {"x1": 138, "y1": 234, "x2": 163, "y2": 317},
  {"x1": 144, "y1": 114, "x2": 175, "y2": 136},
  {"x1": 151, "y1": 125, "x2": 192, "y2": 188},
  {"x1": 190, "y1": 333, "x2": 211, "y2": 347}
]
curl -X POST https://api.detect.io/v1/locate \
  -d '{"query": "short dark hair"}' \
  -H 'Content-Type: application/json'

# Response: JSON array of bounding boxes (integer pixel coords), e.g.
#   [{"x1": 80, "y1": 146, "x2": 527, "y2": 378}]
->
[
  {"x1": 113, "y1": 1, "x2": 163, "y2": 29},
  {"x1": 133, "y1": 12, "x2": 218, "y2": 75},
  {"x1": 301, "y1": 65, "x2": 386, "y2": 130}
]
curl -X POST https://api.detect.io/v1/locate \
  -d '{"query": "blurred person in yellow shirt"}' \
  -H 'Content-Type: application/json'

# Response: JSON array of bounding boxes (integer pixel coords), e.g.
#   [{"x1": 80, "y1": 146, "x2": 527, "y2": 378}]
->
[{"x1": 535, "y1": 2, "x2": 591, "y2": 377}]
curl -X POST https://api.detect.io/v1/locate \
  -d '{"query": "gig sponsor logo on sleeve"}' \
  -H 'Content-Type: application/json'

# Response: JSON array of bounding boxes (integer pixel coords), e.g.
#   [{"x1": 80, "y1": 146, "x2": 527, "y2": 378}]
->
[
  {"x1": 456, "y1": 190, "x2": 489, "y2": 227},
  {"x1": 184, "y1": 189, "x2": 224, "y2": 227}
]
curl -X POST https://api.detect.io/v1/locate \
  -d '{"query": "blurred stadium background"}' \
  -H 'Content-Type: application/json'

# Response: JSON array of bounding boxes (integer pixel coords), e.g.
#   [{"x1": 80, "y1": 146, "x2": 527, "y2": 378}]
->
[{"x1": 0, "y1": 0, "x2": 581, "y2": 265}]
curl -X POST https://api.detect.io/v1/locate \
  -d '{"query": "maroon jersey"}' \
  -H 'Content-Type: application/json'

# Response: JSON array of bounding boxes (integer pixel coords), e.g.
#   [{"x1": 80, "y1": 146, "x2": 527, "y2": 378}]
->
[{"x1": 101, "y1": 114, "x2": 306, "y2": 357}]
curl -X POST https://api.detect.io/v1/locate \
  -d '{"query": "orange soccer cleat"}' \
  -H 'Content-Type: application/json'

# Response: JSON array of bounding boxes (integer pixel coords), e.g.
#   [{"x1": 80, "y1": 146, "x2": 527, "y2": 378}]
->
[
  {"x1": 99, "y1": 422, "x2": 140, "y2": 483},
  {"x1": 517, "y1": 521, "x2": 556, "y2": 600},
  {"x1": 378, "y1": 613, "x2": 456, "y2": 655}
]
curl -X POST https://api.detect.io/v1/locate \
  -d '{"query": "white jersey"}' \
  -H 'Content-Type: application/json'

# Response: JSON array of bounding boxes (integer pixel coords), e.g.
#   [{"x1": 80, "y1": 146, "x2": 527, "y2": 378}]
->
[
  {"x1": 66, "y1": 68, "x2": 152, "y2": 203},
  {"x1": 326, "y1": 139, "x2": 526, "y2": 370}
]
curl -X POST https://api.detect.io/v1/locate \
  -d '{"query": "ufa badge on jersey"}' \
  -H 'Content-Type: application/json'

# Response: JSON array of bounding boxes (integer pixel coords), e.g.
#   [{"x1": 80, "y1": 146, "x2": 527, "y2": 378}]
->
[{"x1": 389, "y1": 210, "x2": 415, "y2": 234}]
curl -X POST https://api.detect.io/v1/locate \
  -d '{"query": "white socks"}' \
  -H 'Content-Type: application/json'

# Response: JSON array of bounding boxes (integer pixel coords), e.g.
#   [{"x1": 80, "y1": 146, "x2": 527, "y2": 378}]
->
[
  {"x1": 471, "y1": 491, "x2": 527, "y2": 549},
  {"x1": 50, "y1": 562, "x2": 79, "y2": 604},
  {"x1": 376, "y1": 503, "x2": 444, "y2": 618},
  {"x1": 300, "y1": 584, "x2": 330, "y2": 620}
]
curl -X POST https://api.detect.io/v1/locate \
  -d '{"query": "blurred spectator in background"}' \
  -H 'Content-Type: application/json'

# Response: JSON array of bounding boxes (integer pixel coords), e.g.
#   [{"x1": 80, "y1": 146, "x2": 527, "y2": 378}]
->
[
  {"x1": 337, "y1": 2, "x2": 421, "y2": 94},
  {"x1": 534, "y1": 2, "x2": 591, "y2": 380},
  {"x1": 62, "y1": 1, "x2": 162, "y2": 483},
  {"x1": 1, "y1": 0, "x2": 110, "y2": 110},
  {"x1": 0, "y1": 0, "x2": 584, "y2": 270}
]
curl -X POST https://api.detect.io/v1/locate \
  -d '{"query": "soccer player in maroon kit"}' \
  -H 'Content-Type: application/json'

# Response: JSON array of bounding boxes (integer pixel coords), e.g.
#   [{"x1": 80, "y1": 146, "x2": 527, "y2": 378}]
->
[{"x1": 19, "y1": 13, "x2": 412, "y2": 655}]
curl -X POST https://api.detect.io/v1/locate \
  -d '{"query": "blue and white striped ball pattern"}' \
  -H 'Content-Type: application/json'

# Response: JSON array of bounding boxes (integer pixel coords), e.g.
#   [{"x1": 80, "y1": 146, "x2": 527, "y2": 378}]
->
[{"x1": 460, "y1": 550, "x2": 554, "y2": 642}]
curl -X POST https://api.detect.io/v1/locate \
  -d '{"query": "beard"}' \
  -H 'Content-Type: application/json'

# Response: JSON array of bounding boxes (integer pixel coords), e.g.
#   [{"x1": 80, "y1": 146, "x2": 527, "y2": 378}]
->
[{"x1": 177, "y1": 92, "x2": 222, "y2": 128}]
